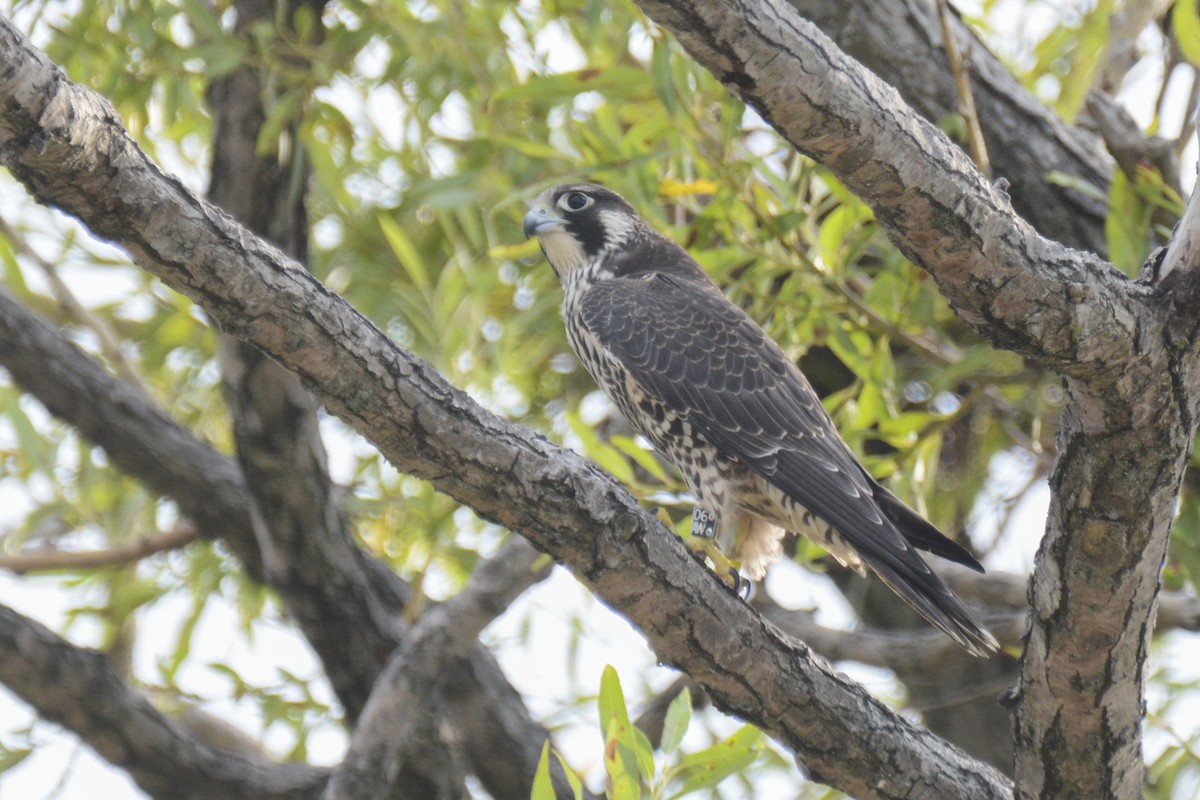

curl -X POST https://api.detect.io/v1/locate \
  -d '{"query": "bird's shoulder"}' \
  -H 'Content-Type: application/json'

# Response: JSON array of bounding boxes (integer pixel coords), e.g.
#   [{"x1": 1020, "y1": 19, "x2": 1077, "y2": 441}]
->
[{"x1": 578, "y1": 264, "x2": 792, "y2": 389}]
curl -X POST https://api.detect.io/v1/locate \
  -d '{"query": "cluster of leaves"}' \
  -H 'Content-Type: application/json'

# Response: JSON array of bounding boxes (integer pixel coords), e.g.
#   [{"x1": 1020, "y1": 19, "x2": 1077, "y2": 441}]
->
[{"x1": 532, "y1": 667, "x2": 763, "y2": 800}]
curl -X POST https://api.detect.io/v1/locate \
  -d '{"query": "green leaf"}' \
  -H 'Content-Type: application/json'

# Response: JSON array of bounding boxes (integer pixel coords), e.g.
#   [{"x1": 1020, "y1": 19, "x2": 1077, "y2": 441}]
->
[
  {"x1": 604, "y1": 720, "x2": 636, "y2": 800},
  {"x1": 651, "y1": 40, "x2": 680, "y2": 115},
  {"x1": 877, "y1": 411, "x2": 935, "y2": 446},
  {"x1": 1054, "y1": 0, "x2": 1112, "y2": 118},
  {"x1": 599, "y1": 666, "x2": 655, "y2": 791},
  {"x1": 817, "y1": 204, "x2": 859, "y2": 273},
  {"x1": 531, "y1": 741, "x2": 557, "y2": 800},
  {"x1": 491, "y1": 67, "x2": 652, "y2": 105},
  {"x1": 1174, "y1": 0, "x2": 1200, "y2": 68},
  {"x1": 178, "y1": 0, "x2": 226, "y2": 42},
  {"x1": 0, "y1": 747, "x2": 32, "y2": 774},
  {"x1": 598, "y1": 664, "x2": 632, "y2": 732},
  {"x1": 2, "y1": 390, "x2": 50, "y2": 472},
  {"x1": 632, "y1": 725, "x2": 656, "y2": 782},
  {"x1": 0, "y1": 233, "x2": 28, "y2": 296},
  {"x1": 299, "y1": 125, "x2": 353, "y2": 210},
  {"x1": 826, "y1": 322, "x2": 874, "y2": 381},
  {"x1": 609, "y1": 435, "x2": 671, "y2": 484},
  {"x1": 660, "y1": 687, "x2": 692, "y2": 755},
  {"x1": 161, "y1": 592, "x2": 208, "y2": 683},
  {"x1": 669, "y1": 724, "x2": 762, "y2": 797},
  {"x1": 566, "y1": 413, "x2": 635, "y2": 484},
  {"x1": 552, "y1": 751, "x2": 586, "y2": 800},
  {"x1": 483, "y1": 134, "x2": 565, "y2": 160},
  {"x1": 1171, "y1": 493, "x2": 1200, "y2": 591},
  {"x1": 378, "y1": 213, "x2": 432, "y2": 292},
  {"x1": 1105, "y1": 168, "x2": 1152, "y2": 276},
  {"x1": 852, "y1": 382, "x2": 885, "y2": 431}
]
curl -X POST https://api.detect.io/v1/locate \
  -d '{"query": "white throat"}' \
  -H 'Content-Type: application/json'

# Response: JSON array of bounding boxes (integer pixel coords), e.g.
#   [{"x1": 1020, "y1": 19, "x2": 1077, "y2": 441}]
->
[{"x1": 538, "y1": 229, "x2": 588, "y2": 280}]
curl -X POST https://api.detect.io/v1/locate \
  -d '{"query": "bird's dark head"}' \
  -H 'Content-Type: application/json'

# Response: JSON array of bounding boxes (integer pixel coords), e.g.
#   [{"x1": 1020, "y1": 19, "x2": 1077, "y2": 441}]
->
[{"x1": 523, "y1": 183, "x2": 643, "y2": 280}]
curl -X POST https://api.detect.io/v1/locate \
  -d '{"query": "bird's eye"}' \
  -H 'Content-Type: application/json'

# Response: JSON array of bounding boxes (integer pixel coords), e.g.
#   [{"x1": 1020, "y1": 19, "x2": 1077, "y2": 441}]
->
[{"x1": 560, "y1": 192, "x2": 592, "y2": 212}]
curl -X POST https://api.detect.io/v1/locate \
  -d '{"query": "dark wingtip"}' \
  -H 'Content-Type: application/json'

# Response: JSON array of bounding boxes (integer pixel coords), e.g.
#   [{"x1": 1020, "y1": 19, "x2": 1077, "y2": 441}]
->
[{"x1": 872, "y1": 482, "x2": 986, "y2": 572}]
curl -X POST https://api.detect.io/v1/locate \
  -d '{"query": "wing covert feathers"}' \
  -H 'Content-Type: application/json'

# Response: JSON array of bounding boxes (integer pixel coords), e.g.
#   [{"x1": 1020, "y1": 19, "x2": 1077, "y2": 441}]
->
[{"x1": 579, "y1": 271, "x2": 997, "y2": 655}]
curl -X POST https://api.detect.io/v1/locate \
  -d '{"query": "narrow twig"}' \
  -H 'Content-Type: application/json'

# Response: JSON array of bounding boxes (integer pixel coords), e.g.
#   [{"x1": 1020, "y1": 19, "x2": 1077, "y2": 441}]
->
[
  {"x1": 936, "y1": 0, "x2": 990, "y2": 176},
  {"x1": 1173, "y1": 74, "x2": 1200, "y2": 161},
  {"x1": 0, "y1": 216, "x2": 151, "y2": 395},
  {"x1": 0, "y1": 524, "x2": 200, "y2": 574},
  {"x1": 1098, "y1": 0, "x2": 1174, "y2": 95}
]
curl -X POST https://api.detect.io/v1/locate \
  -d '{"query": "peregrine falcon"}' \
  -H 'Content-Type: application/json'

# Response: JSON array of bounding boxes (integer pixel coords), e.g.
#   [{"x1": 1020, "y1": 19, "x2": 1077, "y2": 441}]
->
[{"x1": 524, "y1": 183, "x2": 998, "y2": 656}]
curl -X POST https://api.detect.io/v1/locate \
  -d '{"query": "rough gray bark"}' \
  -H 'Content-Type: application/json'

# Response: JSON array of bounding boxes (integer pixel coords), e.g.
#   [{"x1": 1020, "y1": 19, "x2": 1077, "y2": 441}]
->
[
  {"x1": 628, "y1": 1, "x2": 1200, "y2": 798},
  {"x1": 0, "y1": 285, "x2": 588, "y2": 800},
  {"x1": 787, "y1": 0, "x2": 1115, "y2": 255},
  {"x1": 203, "y1": 4, "x2": 582, "y2": 797},
  {"x1": 203, "y1": 6, "x2": 468, "y2": 795},
  {"x1": 0, "y1": 16, "x2": 1011, "y2": 799},
  {"x1": 0, "y1": 602, "x2": 328, "y2": 800},
  {"x1": 0, "y1": 284, "x2": 267, "y2": 578}
]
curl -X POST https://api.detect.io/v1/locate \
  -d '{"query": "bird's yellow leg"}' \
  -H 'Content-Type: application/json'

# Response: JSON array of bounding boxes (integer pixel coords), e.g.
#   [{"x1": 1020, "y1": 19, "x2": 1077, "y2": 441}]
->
[{"x1": 688, "y1": 508, "x2": 746, "y2": 596}]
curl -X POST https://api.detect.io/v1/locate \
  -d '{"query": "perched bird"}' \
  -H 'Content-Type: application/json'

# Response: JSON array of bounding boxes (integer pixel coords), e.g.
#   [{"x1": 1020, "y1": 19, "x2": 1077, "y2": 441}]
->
[{"x1": 524, "y1": 183, "x2": 998, "y2": 656}]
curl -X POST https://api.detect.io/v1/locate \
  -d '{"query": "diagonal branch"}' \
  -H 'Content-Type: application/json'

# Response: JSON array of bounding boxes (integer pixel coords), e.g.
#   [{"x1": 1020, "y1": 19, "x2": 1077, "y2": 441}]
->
[
  {"x1": 634, "y1": 0, "x2": 1146, "y2": 386},
  {"x1": 0, "y1": 601, "x2": 328, "y2": 800},
  {"x1": 0, "y1": 17, "x2": 1009, "y2": 798},
  {"x1": 0, "y1": 284, "x2": 583, "y2": 800},
  {"x1": 0, "y1": 284, "x2": 267, "y2": 578},
  {"x1": 786, "y1": 0, "x2": 1114, "y2": 256}
]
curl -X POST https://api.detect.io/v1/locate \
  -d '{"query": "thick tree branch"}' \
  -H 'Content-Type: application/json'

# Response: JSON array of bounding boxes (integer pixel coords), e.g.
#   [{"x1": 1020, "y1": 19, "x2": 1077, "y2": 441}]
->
[
  {"x1": 0, "y1": 285, "x2": 584, "y2": 800},
  {"x1": 635, "y1": 0, "x2": 1147, "y2": 387},
  {"x1": 0, "y1": 285, "x2": 267, "y2": 578},
  {"x1": 624, "y1": 4, "x2": 1200, "y2": 797},
  {"x1": 788, "y1": 0, "x2": 1114, "y2": 255},
  {"x1": 0, "y1": 601, "x2": 328, "y2": 800},
  {"x1": 206, "y1": 1, "x2": 586, "y2": 786},
  {"x1": 0, "y1": 17, "x2": 1009, "y2": 798}
]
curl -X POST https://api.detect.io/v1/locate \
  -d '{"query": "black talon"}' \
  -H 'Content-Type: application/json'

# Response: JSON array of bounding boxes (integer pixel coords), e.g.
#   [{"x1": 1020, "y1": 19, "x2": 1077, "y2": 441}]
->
[{"x1": 727, "y1": 567, "x2": 753, "y2": 600}]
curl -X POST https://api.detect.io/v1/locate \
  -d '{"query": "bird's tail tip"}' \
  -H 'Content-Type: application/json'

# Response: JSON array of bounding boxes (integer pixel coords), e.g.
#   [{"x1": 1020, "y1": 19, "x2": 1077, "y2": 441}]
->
[
  {"x1": 874, "y1": 568, "x2": 1001, "y2": 657},
  {"x1": 948, "y1": 623, "x2": 1001, "y2": 658}
]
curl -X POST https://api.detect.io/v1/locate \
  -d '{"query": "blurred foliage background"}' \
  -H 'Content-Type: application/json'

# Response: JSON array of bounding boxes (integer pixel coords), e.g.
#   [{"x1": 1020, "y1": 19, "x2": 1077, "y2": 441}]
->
[{"x1": 0, "y1": 0, "x2": 1198, "y2": 797}]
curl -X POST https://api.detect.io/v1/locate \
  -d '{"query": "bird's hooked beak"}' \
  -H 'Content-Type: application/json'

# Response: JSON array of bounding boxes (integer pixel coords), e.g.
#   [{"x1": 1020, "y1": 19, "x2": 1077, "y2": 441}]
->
[{"x1": 523, "y1": 202, "x2": 564, "y2": 239}]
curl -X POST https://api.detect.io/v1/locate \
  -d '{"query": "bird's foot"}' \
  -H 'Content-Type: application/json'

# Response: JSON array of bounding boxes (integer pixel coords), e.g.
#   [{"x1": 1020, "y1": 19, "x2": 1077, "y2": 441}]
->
[{"x1": 685, "y1": 536, "x2": 749, "y2": 599}]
